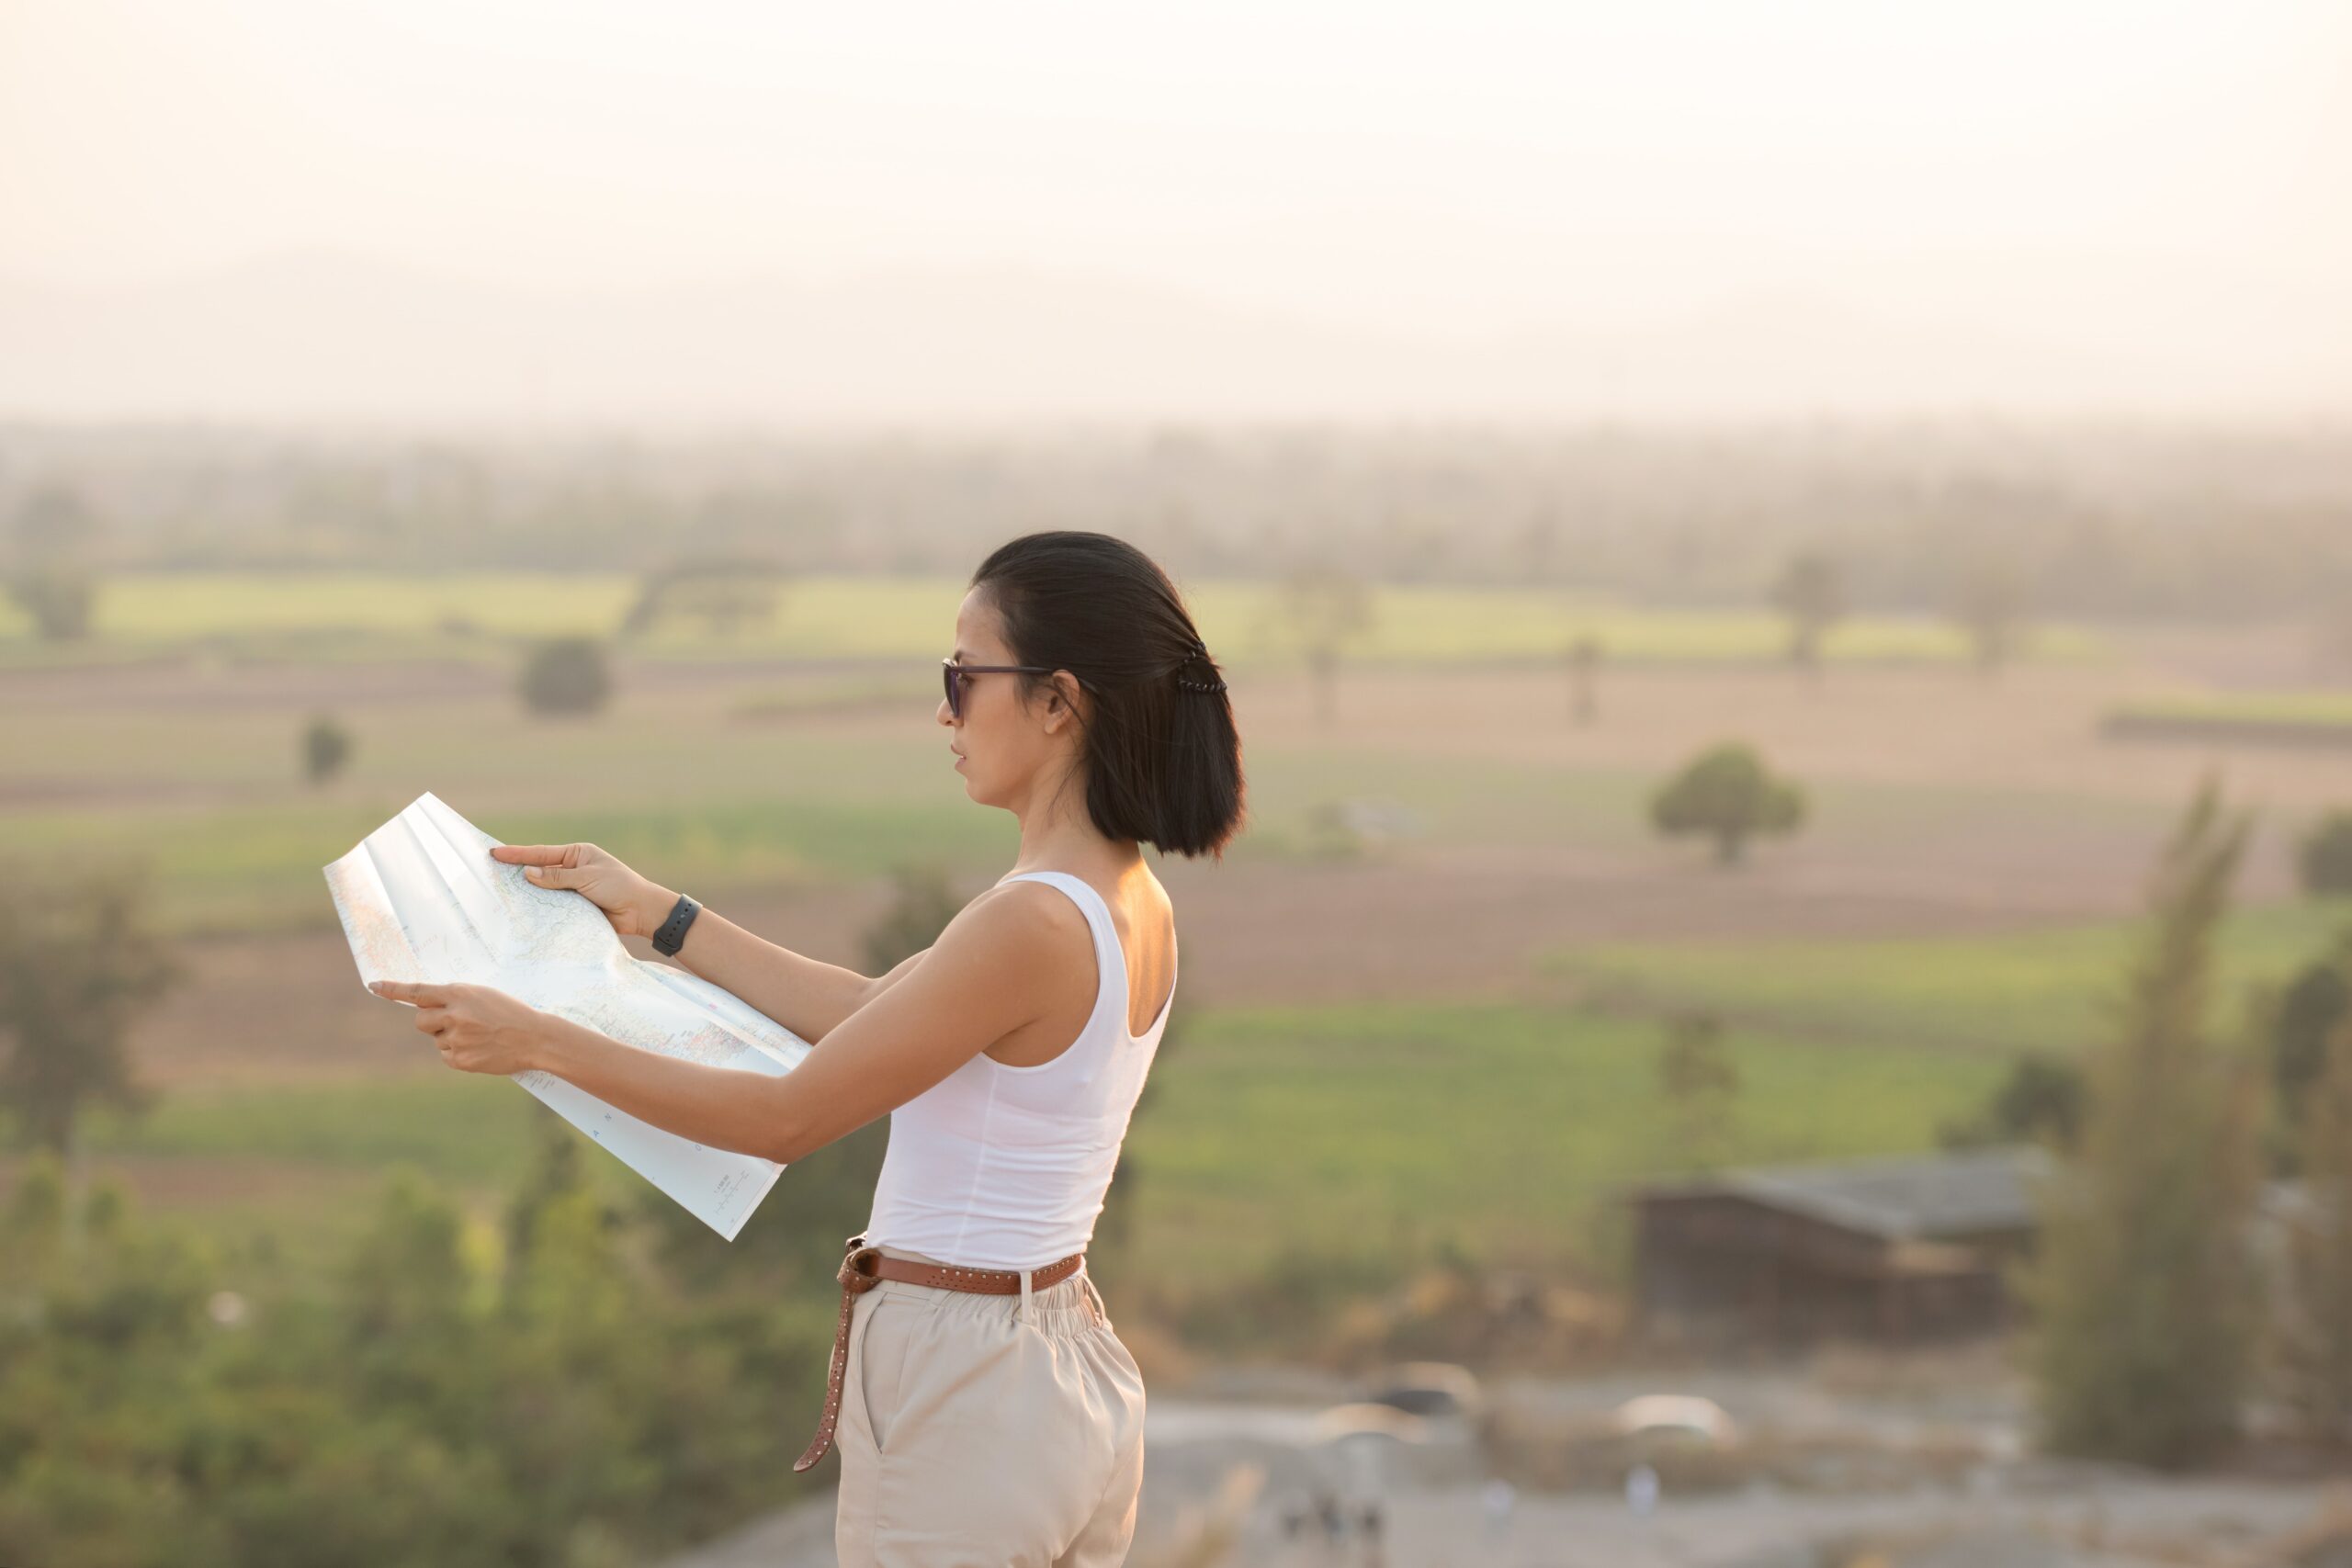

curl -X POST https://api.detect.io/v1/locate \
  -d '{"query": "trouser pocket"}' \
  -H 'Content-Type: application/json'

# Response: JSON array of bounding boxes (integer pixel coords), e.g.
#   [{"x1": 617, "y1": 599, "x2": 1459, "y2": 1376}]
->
[{"x1": 854, "y1": 1293, "x2": 912, "y2": 1456}]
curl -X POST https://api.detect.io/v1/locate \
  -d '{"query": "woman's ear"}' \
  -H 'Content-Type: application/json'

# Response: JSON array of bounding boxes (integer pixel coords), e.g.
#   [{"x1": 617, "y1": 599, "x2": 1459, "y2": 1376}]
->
[{"x1": 1046, "y1": 670, "x2": 1086, "y2": 731}]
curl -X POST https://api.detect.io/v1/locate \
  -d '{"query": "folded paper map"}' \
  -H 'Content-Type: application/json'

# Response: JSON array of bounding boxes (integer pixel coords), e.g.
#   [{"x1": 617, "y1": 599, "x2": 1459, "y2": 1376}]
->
[{"x1": 323, "y1": 792, "x2": 812, "y2": 1240}]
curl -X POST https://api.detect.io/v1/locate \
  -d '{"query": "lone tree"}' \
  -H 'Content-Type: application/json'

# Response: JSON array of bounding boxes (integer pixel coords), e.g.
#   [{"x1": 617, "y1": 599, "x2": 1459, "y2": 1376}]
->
[
  {"x1": 302, "y1": 714, "x2": 353, "y2": 785},
  {"x1": 517, "y1": 636, "x2": 613, "y2": 716},
  {"x1": 2300, "y1": 809, "x2": 2352, "y2": 897},
  {"x1": 1276, "y1": 559, "x2": 1375, "y2": 728},
  {"x1": 1769, "y1": 548, "x2": 1845, "y2": 676},
  {"x1": 1565, "y1": 633, "x2": 1603, "y2": 726},
  {"x1": 2020, "y1": 776, "x2": 2268, "y2": 1469},
  {"x1": 1650, "y1": 741, "x2": 1806, "y2": 865},
  {"x1": 1952, "y1": 558, "x2": 2030, "y2": 677},
  {"x1": 0, "y1": 860, "x2": 180, "y2": 1224}
]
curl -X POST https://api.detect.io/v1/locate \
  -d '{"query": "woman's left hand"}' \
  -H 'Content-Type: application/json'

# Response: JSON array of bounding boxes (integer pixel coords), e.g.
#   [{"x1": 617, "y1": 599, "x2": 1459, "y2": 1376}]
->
[{"x1": 368, "y1": 979, "x2": 549, "y2": 1076}]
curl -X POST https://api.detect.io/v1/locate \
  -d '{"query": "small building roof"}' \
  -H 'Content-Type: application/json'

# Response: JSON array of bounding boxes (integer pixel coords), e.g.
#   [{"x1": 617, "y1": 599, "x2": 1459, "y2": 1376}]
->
[{"x1": 1628, "y1": 1145, "x2": 2053, "y2": 1242}]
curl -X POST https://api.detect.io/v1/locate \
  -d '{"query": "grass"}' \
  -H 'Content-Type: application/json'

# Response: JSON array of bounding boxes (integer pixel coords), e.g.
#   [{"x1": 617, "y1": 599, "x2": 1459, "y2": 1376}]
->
[
  {"x1": 1540, "y1": 897, "x2": 2352, "y2": 1055},
  {"x1": 1111, "y1": 1000, "x2": 2006, "y2": 1292},
  {"x1": 48, "y1": 1000, "x2": 2006, "y2": 1306},
  {"x1": 0, "y1": 571, "x2": 2107, "y2": 669}
]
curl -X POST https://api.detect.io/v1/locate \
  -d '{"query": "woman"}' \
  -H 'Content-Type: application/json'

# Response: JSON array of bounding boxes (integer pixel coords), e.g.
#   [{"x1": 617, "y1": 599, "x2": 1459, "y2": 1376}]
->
[{"x1": 368, "y1": 530, "x2": 1246, "y2": 1566}]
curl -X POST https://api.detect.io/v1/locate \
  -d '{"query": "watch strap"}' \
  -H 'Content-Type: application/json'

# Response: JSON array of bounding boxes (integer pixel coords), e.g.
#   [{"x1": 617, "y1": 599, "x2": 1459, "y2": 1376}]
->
[{"x1": 651, "y1": 893, "x2": 701, "y2": 956}]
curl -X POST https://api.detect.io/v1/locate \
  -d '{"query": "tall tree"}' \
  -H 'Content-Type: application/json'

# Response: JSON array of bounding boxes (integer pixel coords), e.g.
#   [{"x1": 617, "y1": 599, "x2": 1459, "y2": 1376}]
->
[
  {"x1": 2020, "y1": 776, "x2": 2268, "y2": 1468},
  {"x1": 2285, "y1": 984, "x2": 2352, "y2": 1439}
]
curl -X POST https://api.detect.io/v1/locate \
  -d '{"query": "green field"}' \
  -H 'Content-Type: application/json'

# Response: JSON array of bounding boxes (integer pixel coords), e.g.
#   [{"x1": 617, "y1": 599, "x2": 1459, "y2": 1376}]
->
[
  {"x1": 0, "y1": 570, "x2": 2106, "y2": 668},
  {"x1": 1542, "y1": 897, "x2": 2352, "y2": 1055},
  {"x1": 2110, "y1": 691, "x2": 2352, "y2": 728},
  {"x1": 2103, "y1": 689, "x2": 2352, "y2": 747},
  {"x1": 67, "y1": 999, "x2": 2007, "y2": 1311}
]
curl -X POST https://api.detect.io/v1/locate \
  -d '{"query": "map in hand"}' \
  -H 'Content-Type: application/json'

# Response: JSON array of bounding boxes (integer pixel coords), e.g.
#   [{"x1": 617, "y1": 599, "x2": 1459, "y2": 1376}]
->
[{"x1": 324, "y1": 791, "x2": 812, "y2": 1240}]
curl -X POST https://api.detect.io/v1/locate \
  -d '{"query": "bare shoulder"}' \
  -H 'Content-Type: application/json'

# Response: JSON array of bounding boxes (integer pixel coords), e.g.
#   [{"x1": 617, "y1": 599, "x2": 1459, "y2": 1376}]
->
[
  {"x1": 926, "y1": 878, "x2": 1091, "y2": 986},
  {"x1": 969, "y1": 878, "x2": 1092, "y2": 946}
]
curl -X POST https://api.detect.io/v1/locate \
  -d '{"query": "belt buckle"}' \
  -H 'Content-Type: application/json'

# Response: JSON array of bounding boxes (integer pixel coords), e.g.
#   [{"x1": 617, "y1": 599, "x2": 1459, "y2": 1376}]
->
[{"x1": 838, "y1": 1233, "x2": 883, "y2": 1290}]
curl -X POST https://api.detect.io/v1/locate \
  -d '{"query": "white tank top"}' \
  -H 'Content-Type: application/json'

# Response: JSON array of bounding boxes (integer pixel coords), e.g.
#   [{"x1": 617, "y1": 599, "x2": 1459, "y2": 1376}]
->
[{"x1": 861, "y1": 869, "x2": 1177, "y2": 1270}]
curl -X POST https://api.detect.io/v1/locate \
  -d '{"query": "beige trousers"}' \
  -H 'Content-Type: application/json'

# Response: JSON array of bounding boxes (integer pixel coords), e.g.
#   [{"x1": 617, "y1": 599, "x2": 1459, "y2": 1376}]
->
[{"x1": 832, "y1": 1242, "x2": 1148, "y2": 1567}]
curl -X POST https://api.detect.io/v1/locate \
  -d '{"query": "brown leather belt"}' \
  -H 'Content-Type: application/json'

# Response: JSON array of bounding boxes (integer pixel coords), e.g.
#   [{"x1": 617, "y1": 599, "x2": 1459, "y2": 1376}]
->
[{"x1": 793, "y1": 1231, "x2": 1088, "y2": 1472}]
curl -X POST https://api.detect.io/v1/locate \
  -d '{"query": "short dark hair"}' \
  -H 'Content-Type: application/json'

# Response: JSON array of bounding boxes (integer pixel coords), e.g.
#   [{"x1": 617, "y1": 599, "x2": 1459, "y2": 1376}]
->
[{"x1": 971, "y1": 531, "x2": 1247, "y2": 861}]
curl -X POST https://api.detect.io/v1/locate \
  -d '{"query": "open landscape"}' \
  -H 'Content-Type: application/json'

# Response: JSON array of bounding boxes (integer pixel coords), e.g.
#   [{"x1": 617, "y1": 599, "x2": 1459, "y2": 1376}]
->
[{"x1": 6, "y1": 578, "x2": 2347, "y2": 1291}]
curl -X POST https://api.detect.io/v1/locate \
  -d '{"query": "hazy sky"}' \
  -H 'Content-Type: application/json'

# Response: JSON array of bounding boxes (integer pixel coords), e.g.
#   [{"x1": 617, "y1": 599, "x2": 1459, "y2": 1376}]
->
[{"x1": 5, "y1": 1, "x2": 2347, "y2": 378}]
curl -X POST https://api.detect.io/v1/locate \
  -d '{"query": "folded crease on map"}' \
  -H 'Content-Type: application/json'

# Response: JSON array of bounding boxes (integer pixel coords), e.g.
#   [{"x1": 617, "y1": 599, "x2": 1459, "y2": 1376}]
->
[{"x1": 323, "y1": 791, "x2": 812, "y2": 1240}]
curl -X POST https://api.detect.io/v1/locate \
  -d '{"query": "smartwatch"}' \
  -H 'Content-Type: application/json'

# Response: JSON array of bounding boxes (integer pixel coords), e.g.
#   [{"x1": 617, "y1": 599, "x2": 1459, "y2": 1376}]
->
[{"x1": 651, "y1": 893, "x2": 701, "y2": 956}]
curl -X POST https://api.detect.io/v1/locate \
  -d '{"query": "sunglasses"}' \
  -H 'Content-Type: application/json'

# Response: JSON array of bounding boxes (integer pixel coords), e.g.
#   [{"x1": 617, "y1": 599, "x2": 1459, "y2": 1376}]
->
[{"x1": 941, "y1": 656, "x2": 1059, "y2": 722}]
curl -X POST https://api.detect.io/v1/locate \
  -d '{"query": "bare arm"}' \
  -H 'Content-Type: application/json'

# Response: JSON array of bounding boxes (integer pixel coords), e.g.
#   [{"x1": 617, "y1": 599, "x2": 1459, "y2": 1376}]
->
[
  {"x1": 486, "y1": 839, "x2": 881, "y2": 1044},
  {"x1": 526, "y1": 883, "x2": 1069, "y2": 1165},
  {"x1": 662, "y1": 900, "x2": 879, "y2": 1044}
]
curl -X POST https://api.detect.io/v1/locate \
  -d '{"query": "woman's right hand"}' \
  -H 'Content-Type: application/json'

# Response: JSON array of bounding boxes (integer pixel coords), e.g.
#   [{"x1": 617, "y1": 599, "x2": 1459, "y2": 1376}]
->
[{"x1": 491, "y1": 840, "x2": 677, "y2": 940}]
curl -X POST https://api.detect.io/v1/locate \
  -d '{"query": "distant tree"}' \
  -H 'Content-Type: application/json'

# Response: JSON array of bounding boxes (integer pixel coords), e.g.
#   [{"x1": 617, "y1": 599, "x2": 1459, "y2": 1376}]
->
[
  {"x1": 2300, "y1": 810, "x2": 2352, "y2": 897},
  {"x1": 1768, "y1": 549, "x2": 1845, "y2": 675},
  {"x1": 2283, "y1": 990, "x2": 2352, "y2": 1439},
  {"x1": 1937, "y1": 1050, "x2": 2086, "y2": 1151},
  {"x1": 1952, "y1": 558, "x2": 2029, "y2": 676},
  {"x1": 4, "y1": 567, "x2": 96, "y2": 641},
  {"x1": 0, "y1": 861, "x2": 179, "y2": 1162},
  {"x1": 1649, "y1": 742, "x2": 1806, "y2": 865},
  {"x1": 8, "y1": 484, "x2": 101, "y2": 556},
  {"x1": 1277, "y1": 561, "x2": 1376, "y2": 728},
  {"x1": 2270, "y1": 931, "x2": 2352, "y2": 1136},
  {"x1": 1657, "y1": 1010, "x2": 1739, "y2": 1169},
  {"x1": 5, "y1": 486, "x2": 103, "y2": 642},
  {"x1": 2021, "y1": 776, "x2": 2267, "y2": 1469},
  {"x1": 618, "y1": 558, "x2": 787, "y2": 642},
  {"x1": 1566, "y1": 633, "x2": 1603, "y2": 726},
  {"x1": 517, "y1": 636, "x2": 613, "y2": 716},
  {"x1": 302, "y1": 713, "x2": 354, "y2": 785}
]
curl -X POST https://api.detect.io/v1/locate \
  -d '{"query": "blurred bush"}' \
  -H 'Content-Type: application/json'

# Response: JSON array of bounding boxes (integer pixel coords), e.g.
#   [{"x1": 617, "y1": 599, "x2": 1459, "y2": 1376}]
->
[
  {"x1": 2301, "y1": 809, "x2": 2352, "y2": 897},
  {"x1": 517, "y1": 637, "x2": 612, "y2": 716},
  {"x1": 301, "y1": 715, "x2": 353, "y2": 785}
]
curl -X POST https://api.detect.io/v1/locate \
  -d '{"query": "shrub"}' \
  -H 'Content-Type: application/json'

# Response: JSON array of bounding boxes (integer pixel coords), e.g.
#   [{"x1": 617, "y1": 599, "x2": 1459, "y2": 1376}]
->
[
  {"x1": 2300, "y1": 810, "x2": 2352, "y2": 897},
  {"x1": 516, "y1": 637, "x2": 612, "y2": 716},
  {"x1": 302, "y1": 715, "x2": 353, "y2": 785}
]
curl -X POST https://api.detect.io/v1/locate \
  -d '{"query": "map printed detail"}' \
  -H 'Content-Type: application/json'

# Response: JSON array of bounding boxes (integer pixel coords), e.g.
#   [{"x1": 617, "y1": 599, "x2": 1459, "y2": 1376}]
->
[{"x1": 323, "y1": 792, "x2": 813, "y2": 1240}]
